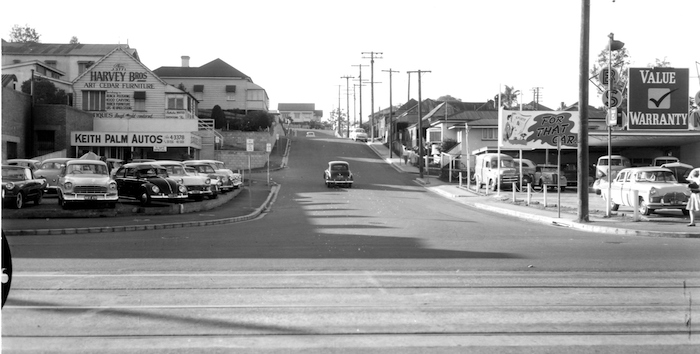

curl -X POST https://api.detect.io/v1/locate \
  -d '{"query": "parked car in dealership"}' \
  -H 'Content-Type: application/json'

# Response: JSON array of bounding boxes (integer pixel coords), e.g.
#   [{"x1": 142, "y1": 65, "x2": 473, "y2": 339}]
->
[
  {"x1": 660, "y1": 162, "x2": 694, "y2": 184},
  {"x1": 324, "y1": 161, "x2": 353, "y2": 188},
  {"x1": 561, "y1": 163, "x2": 579, "y2": 187},
  {"x1": 192, "y1": 160, "x2": 242, "y2": 189},
  {"x1": 596, "y1": 166, "x2": 690, "y2": 216},
  {"x1": 7, "y1": 159, "x2": 42, "y2": 172},
  {"x1": 1, "y1": 165, "x2": 46, "y2": 209},
  {"x1": 57, "y1": 160, "x2": 118, "y2": 209},
  {"x1": 349, "y1": 127, "x2": 368, "y2": 142},
  {"x1": 34, "y1": 157, "x2": 73, "y2": 194},
  {"x1": 153, "y1": 161, "x2": 214, "y2": 200},
  {"x1": 112, "y1": 163, "x2": 188, "y2": 206},
  {"x1": 473, "y1": 153, "x2": 519, "y2": 191},
  {"x1": 513, "y1": 158, "x2": 536, "y2": 186},
  {"x1": 183, "y1": 160, "x2": 238, "y2": 192},
  {"x1": 533, "y1": 164, "x2": 567, "y2": 192}
]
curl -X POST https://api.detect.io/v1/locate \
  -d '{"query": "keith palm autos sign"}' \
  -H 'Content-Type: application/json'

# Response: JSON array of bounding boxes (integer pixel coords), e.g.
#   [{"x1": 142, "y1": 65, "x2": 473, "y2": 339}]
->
[
  {"x1": 627, "y1": 67, "x2": 689, "y2": 130},
  {"x1": 499, "y1": 109, "x2": 579, "y2": 149}
]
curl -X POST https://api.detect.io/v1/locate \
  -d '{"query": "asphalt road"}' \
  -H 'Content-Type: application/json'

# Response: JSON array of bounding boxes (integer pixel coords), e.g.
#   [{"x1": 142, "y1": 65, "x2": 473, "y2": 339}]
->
[{"x1": 3, "y1": 129, "x2": 699, "y2": 353}]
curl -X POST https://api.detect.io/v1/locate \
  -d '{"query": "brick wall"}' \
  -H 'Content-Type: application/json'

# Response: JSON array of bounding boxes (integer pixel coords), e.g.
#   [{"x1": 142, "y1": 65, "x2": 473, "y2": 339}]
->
[
  {"x1": 34, "y1": 104, "x2": 93, "y2": 157},
  {"x1": 2, "y1": 87, "x2": 32, "y2": 160}
]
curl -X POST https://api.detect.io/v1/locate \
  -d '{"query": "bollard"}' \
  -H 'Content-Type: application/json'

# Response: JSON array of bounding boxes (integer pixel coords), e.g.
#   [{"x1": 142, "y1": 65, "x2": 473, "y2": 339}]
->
[
  {"x1": 527, "y1": 183, "x2": 532, "y2": 206},
  {"x1": 458, "y1": 172, "x2": 463, "y2": 188},
  {"x1": 512, "y1": 182, "x2": 516, "y2": 202},
  {"x1": 543, "y1": 185, "x2": 547, "y2": 207},
  {"x1": 633, "y1": 189, "x2": 640, "y2": 221}
]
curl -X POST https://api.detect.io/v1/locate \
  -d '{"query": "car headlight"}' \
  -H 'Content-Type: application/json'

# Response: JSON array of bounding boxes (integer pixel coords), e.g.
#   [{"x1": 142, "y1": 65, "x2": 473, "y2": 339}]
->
[
  {"x1": 178, "y1": 178, "x2": 184, "y2": 185},
  {"x1": 151, "y1": 185, "x2": 160, "y2": 193},
  {"x1": 109, "y1": 182, "x2": 117, "y2": 191},
  {"x1": 64, "y1": 182, "x2": 73, "y2": 190},
  {"x1": 649, "y1": 187, "x2": 657, "y2": 196},
  {"x1": 5, "y1": 182, "x2": 14, "y2": 190},
  {"x1": 205, "y1": 178, "x2": 211, "y2": 185},
  {"x1": 178, "y1": 185, "x2": 187, "y2": 193}
]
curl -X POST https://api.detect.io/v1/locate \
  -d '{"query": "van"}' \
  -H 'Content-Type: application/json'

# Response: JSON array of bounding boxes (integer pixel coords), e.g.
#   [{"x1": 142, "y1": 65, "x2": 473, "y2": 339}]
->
[
  {"x1": 652, "y1": 156, "x2": 679, "y2": 166},
  {"x1": 474, "y1": 153, "x2": 518, "y2": 191},
  {"x1": 595, "y1": 155, "x2": 631, "y2": 181}
]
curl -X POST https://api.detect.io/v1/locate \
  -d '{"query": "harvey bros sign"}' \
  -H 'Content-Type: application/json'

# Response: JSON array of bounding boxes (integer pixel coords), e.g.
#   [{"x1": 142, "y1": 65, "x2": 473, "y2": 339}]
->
[
  {"x1": 71, "y1": 132, "x2": 202, "y2": 149},
  {"x1": 499, "y1": 109, "x2": 580, "y2": 149},
  {"x1": 627, "y1": 67, "x2": 689, "y2": 130}
]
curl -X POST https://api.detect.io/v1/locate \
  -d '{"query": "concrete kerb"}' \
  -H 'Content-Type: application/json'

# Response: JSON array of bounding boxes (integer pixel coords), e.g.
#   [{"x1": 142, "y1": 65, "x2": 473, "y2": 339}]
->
[{"x1": 5, "y1": 185, "x2": 282, "y2": 236}]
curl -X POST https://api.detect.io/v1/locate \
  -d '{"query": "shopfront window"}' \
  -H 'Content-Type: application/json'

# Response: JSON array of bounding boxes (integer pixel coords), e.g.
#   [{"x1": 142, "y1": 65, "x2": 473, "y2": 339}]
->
[
  {"x1": 82, "y1": 91, "x2": 106, "y2": 111},
  {"x1": 134, "y1": 91, "x2": 146, "y2": 111},
  {"x1": 167, "y1": 97, "x2": 184, "y2": 110}
]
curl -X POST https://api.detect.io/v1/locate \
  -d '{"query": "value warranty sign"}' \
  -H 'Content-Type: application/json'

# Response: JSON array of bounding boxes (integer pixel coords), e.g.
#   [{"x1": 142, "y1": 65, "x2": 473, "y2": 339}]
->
[{"x1": 627, "y1": 67, "x2": 689, "y2": 130}]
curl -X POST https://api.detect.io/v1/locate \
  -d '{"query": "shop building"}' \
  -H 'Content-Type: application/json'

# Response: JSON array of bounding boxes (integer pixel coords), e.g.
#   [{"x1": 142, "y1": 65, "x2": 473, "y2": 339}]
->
[{"x1": 70, "y1": 46, "x2": 203, "y2": 161}]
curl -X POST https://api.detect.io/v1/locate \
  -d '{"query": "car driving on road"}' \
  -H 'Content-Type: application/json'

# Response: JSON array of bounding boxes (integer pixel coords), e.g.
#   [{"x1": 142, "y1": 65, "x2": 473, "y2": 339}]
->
[{"x1": 324, "y1": 161, "x2": 353, "y2": 188}]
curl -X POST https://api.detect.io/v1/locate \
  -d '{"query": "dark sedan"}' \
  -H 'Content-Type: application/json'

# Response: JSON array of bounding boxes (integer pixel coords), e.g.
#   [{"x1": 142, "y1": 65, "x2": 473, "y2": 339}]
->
[
  {"x1": 1, "y1": 165, "x2": 46, "y2": 209},
  {"x1": 113, "y1": 163, "x2": 188, "y2": 206}
]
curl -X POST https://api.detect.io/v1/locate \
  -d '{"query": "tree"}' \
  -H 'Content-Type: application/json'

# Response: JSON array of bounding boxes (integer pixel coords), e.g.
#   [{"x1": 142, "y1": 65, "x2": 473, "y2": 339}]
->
[
  {"x1": 437, "y1": 95, "x2": 461, "y2": 102},
  {"x1": 240, "y1": 111, "x2": 272, "y2": 131},
  {"x1": 21, "y1": 78, "x2": 69, "y2": 105},
  {"x1": 648, "y1": 57, "x2": 671, "y2": 68},
  {"x1": 211, "y1": 105, "x2": 226, "y2": 129},
  {"x1": 9, "y1": 24, "x2": 41, "y2": 43},
  {"x1": 496, "y1": 85, "x2": 520, "y2": 108},
  {"x1": 70, "y1": 36, "x2": 80, "y2": 44}
]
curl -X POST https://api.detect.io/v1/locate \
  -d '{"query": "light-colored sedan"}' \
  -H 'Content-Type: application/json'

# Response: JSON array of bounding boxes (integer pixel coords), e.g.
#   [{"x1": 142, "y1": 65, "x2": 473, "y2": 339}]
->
[
  {"x1": 597, "y1": 166, "x2": 690, "y2": 216},
  {"x1": 57, "y1": 160, "x2": 118, "y2": 209},
  {"x1": 153, "y1": 161, "x2": 214, "y2": 200}
]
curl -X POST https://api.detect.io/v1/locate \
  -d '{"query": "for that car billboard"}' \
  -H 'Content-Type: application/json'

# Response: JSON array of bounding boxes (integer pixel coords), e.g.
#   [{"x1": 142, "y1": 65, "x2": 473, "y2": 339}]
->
[
  {"x1": 499, "y1": 110, "x2": 579, "y2": 150},
  {"x1": 627, "y1": 67, "x2": 689, "y2": 130}
]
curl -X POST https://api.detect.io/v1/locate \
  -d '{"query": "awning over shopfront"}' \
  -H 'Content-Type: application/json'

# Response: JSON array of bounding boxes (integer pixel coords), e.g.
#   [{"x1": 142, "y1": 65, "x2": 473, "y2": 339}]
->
[{"x1": 588, "y1": 131, "x2": 700, "y2": 147}]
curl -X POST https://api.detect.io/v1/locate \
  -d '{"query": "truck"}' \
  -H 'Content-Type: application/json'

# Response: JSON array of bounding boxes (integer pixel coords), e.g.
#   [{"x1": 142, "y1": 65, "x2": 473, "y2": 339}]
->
[{"x1": 473, "y1": 153, "x2": 519, "y2": 191}]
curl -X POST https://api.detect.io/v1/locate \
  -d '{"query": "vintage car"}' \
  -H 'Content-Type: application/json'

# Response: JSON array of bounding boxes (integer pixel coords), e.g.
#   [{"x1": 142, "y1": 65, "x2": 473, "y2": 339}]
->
[
  {"x1": 34, "y1": 157, "x2": 73, "y2": 194},
  {"x1": 153, "y1": 161, "x2": 214, "y2": 200},
  {"x1": 306, "y1": 131, "x2": 316, "y2": 137},
  {"x1": 113, "y1": 163, "x2": 188, "y2": 206},
  {"x1": 596, "y1": 167, "x2": 690, "y2": 215},
  {"x1": 533, "y1": 164, "x2": 567, "y2": 192},
  {"x1": 1, "y1": 165, "x2": 46, "y2": 209},
  {"x1": 57, "y1": 160, "x2": 119, "y2": 209},
  {"x1": 661, "y1": 162, "x2": 694, "y2": 183},
  {"x1": 7, "y1": 159, "x2": 42, "y2": 172},
  {"x1": 324, "y1": 160, "x2": 353, "y2": 188},
  {"x1": 561, "y1": 163, "x2": 578, "y2": 187},
  {"x1": 189, "y1": 160, "x2": 242, "y2": 190},
  {"x1": 183, "y1": 160, "x2": 234, "y2": 193},
  {"x1": 513, "y1": 158, "x2": 536, "y2": 186},
  {"x1": 349, "y1": 127, "x2": 368, "y2": 142}
]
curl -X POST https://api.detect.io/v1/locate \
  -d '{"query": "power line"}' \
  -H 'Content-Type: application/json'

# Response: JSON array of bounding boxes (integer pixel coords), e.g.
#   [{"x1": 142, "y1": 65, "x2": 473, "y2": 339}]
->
[
  {"x1": 340, "y1": 75, "x2": 354, "y2": 138},
  {"x1": 351, "y1": 64, "x2": 369, "y2": 127},
  {"x1": 406, "y1": 70, "x2": 431, "y2": 178},
  {"x1": 362, "y1": 52, "x2": 383, "y2": 140}
]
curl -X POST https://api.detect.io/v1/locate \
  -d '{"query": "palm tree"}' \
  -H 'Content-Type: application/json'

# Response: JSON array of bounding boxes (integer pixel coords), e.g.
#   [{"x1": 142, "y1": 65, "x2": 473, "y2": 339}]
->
[{"x1": 497, "y1": 85, "x2": 520, "y2": 108}]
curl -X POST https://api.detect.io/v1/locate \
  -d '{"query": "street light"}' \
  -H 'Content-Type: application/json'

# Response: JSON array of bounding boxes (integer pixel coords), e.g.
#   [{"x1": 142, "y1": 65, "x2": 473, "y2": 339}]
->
[{"x1": 605, "y1": 33, "x2": 624, "y2": 217}]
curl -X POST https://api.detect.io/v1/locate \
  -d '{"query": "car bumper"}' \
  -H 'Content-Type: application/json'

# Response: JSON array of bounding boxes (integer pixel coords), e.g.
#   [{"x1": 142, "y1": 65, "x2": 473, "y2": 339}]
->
[
  {"x1": 326, "y1": 179, "x2": 353, "y2": 185},
  {"x1": 61, "y1": 193, "x2": 119, "y2": 202},
  {"x1": 150, "y1": 194, "x2": 189, "y2": 201}
]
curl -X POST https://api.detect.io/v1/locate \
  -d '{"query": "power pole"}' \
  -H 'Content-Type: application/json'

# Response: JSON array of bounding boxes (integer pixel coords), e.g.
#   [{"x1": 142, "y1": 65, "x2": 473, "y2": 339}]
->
[
  {"x1": 351, "y1": 64, "x2": 369, "y2": 127},
  {"x1": 382, "y1": 68, "x2": 400, "y2": 158},
  {"x1": 531, "y1": 87, "x2": 544, "y2": 108},
  {"x1": 341, "y1": 75, "x2": 354, "y2": 138},
  {"x1": 407, "y1": 70, "x2": 431, "y2": 178},
  {"x1": 337, "y1": 85, "x2": 342, "y2": 136},
  {"x1": 362, "y1": 52, "x2": 383, "y2": 141},
  {"x1": 578, "y1": 0, "x2": 591, "y2": 222}
]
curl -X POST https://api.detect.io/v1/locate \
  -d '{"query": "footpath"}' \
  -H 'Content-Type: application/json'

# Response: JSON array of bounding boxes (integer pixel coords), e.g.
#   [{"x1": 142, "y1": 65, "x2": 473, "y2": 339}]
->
[
  {"x1": 367, "y1": 141, "x2": 699, "y2": 238},
  {"x1": 3, "y1": 138, "x2": 699, "y2": 238}
]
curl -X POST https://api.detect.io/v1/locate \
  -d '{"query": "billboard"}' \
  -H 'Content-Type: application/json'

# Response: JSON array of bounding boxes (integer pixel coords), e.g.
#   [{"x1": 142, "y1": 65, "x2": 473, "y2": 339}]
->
[
  {"x1": 627, "y1": 67, "x2": 689, "y2": 130},
  {"x1": 499, "y1": 109, "x2": 580, "y2": 149}
]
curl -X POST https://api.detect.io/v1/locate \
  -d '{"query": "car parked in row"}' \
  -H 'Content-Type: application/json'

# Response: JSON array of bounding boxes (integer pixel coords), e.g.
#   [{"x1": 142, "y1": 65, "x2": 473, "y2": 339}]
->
[
  {"x1": 113, "y1": 163, "x2": 188, "y2": 206},
  {"x1": 188, "y1": 160, "x2": 242, "y2": 190},
  {"x1": 1, "y1": 165, "x2": 46, "y2": 209},
  {"x1": 34, "y1": 157, "x2": 73, "y2": 194},
  {"x1": 183, "y1": 161, "x2": 230, "y2": 194},
  {"x1": 153, "y1": 161, "x2": 214, "y2": 201},
  {"x1": 533, "y1": 164, "x2": 567, "y2": 192},
  {"x1": 597, "y1": 166, "x2": 690, "y2": 215},
  {"x1": 7, "y1": 159, "x2": 42, "y2": 172},
  {"x1": 57, "y1": 160, "x2": 118, "y2": 209},
  {"x1": 513, "y1": 158, "x2": 536, "y2": 186}
]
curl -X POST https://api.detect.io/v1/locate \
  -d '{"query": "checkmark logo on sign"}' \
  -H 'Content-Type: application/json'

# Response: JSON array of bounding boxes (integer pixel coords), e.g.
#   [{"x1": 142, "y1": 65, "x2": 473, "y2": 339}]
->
[{"x1": 648, "y1": 88, "x2": 677, "y2": 109}]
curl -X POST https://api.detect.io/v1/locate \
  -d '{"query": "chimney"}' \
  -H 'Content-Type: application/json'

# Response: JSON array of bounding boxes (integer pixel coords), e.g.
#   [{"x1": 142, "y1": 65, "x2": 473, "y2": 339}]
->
[{"x1": 181, "y1": 56, "x2": 190, "y2": 67}]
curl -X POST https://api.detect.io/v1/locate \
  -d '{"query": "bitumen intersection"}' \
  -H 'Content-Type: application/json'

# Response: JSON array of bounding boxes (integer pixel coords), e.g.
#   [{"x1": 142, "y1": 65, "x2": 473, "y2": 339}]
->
[{"x1": 2, "y1": 139, "x2": 699, "y2": 238}]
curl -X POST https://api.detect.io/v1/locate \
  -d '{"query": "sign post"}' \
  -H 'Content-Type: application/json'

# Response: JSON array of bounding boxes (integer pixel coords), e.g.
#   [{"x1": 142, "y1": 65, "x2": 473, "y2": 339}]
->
[
  {"x1": 266, "y1": 143, "x2": 272, "y2": 186},
  {"x1": 246, "y1": 139, "x2": 254, "y2": 186}
]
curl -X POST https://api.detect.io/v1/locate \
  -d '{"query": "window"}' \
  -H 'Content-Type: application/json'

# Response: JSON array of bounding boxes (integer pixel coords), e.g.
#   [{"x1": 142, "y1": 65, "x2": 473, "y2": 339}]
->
[
  {"x1": 193, "y1": 85, "x2": 204, "y2": 92},
  {"x1": 134, "y1": 91, "x2": 146, "y2": 111},
  {"x1": 78, "y1": 61, "x2": 94, "y2": 74},
  {"x1": 225, "y1": 85, "x2": 236, "y2": 93},
  {"x1": 167, "y1": 97, "x2": 184, "y2": 109},
  {"x1": 82, "y1": 91, "x2": 106, "y2": 111},
  {"x1": 45, "y1": 60, "x2": 57, "y2": 68},
  {"x1": 482, "y1": 128, "x2": 497, "y2": 140}
]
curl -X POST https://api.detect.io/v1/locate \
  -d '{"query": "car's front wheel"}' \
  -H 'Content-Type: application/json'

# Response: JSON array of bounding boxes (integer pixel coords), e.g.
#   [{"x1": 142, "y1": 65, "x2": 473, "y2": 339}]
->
[
  {"x1": 639, "y1": 197, "x2": 651, "y2": 215},
  {"x1": 12, "y1": 193, "x2": 24, "y2": 209},
  {"x1": 139, "y1": 190, "x2": 151, "y2": 206}
]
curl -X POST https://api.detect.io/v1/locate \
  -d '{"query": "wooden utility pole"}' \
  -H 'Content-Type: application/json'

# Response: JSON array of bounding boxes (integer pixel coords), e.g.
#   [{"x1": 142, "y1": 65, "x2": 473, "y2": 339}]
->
[
  {"x1": 341, "y1": 75, "x2": 354, "y2": 138},
  {"x1": 362, "y1": 52, "x2": 382, "y2": 141},
  {"x1": 351, "y1": 64, "x2": 368, "y2": 127},
  {"x1": 382, "y1": 68, "x2": 400, "y2": 158},
  {"x1": 407, "y1": 70, "x2": 431, "y2": 178},
  {"x1": 578, "y1": 0, "x2": 591, "y2": 222}
]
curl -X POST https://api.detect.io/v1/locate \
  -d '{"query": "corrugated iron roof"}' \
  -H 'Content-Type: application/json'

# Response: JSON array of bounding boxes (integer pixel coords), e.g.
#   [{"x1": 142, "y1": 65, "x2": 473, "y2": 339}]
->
[
  {"x1": 278, "y1": 103, "x2": 315, "y2": 111},
  {"x1": 1, "y1": 39, "x2": 138, "y2": 59},
  {"x1": 152, "y1": 58, "x2": 251, "y2": 81}
]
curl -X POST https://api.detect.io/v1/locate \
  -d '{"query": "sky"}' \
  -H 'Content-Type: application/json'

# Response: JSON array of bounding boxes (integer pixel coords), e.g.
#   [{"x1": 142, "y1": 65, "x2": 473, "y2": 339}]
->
[{"x1": 3, "y1": 0, "x2": 699, "y2": 124}]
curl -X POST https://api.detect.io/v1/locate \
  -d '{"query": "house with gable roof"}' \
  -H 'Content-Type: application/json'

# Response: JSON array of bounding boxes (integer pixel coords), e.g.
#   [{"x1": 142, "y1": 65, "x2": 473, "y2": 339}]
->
[
  {"x1": 153, "y1": 56, "x2": 269, "y2": 113},
  {"x1": 277, "y1": 103, "x2": 323, "y2": 127}
]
